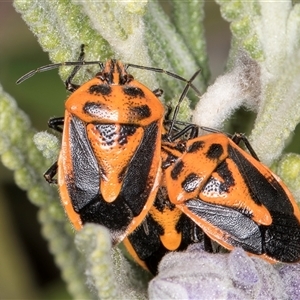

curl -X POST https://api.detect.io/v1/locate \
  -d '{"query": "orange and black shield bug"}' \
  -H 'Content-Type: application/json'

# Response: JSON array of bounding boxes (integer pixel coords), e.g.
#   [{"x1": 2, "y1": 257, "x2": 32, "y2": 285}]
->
[
  {"x1": 17, "y1": 45, "x2": 201, "y2": 245},
  {"x1": 124, "y1": 105, "x2": 300, "y2": 274},
  {"x1": 161, "y1": 126, "x2": 300, "y2": 264}
]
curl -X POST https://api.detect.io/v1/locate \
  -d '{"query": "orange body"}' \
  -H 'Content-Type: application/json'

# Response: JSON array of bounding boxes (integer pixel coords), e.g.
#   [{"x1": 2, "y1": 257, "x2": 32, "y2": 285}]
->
[
  {"x1": 54, "y1": 60, "x2": 164, "y2": 244},
  {"x1": 162, "y1": 133, "x2": 300, "y2": 263},
  {"x1": 24, "y1": 53, "x2": 300, "y2": 274},
  {"x1": 125, "y1": 132, "x2": 300, "y2": 274}
]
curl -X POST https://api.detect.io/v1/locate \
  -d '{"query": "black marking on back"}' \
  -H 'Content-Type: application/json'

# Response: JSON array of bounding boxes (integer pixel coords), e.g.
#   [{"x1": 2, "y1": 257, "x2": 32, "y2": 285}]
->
[
  {"x1": 94, "y1": 124, "x2": 138, "y2": 147},
  {"x1": 129, "y1": 105, "x2": 151, "y2": 120},
  {"x1": 95, "y1": 124, "x2": 117, "y2": 146},
  {"x1": 89, "y1": 84, "x2": 112, "y2": 95},
  {"x1": 182, "y1": 173, "x2": 201, "y2": 193},
  {"x1": 214, "y1": 161, "x2": 235, "y2": 192},
  {"x1": 206, "y1": 143, "x2": 224, "y2": 160},
  {"x1": 123, "y1": 86, "x2": 145, "y2": 97},
  {"x1": 83, "y1": 102, "x2": 108, "y2": 117},
  {"x1": 187, "y1": 140, "x2": 205, "y2": 153},
  {"x1": 118, "y1": 124, "x2": 138, "y2": 145},
  {"x1": 171, "y1": 160, "x2": 184, "y2": 180}
]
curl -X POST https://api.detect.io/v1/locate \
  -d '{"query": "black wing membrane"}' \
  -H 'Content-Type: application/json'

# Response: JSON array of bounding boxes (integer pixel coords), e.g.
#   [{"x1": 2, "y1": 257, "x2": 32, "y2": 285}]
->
[
  {"x1": 185, "y1": 198, "x2": 263, "y2": 253},
  {"x1": 68, "y1": 115, "x2": 100, "y2": 210},
  {"x1": 121, "y1": 121, "x2": 160, "y2": 215},
  {"x1": 66, "y1": 116, "x2": 161, "y2": 244},
  {"x1": 228, "y1": 144, "x2": 300, "y2": 262}
]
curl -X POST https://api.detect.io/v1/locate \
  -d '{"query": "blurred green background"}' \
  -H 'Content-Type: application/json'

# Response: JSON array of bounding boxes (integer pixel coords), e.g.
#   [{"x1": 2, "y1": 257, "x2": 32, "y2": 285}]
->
[
  {"x1": 1, "y1": 1, "x2": 299, "y2": 299},
  {"x1": 0, "y1": 2, "x2": 71, "y2": 299}
]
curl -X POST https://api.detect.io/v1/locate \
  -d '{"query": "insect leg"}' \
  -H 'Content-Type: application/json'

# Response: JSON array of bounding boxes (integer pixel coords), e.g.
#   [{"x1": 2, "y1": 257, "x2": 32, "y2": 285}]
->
[
  {"x1": 48, "y1": 117, "x2": 64, "y2": 133},
  {"x1": 64, "y1": 44, "x2": 86, "y2": 92},
  {"x1": 167, "y1": 123, "x2": 199, "y2": 141},
  {"x1": 167, "y1": 69, "x2": 201, "y2": 137},
  {"x1": 203, "y1": 233, "x2": 213, "y2": 253},
  {"x1": 44, "y1": 161, "x2": 58, "y2": 184},
  {"x1": 231, "y1": 133, "x2": 260, "y2": 161}
]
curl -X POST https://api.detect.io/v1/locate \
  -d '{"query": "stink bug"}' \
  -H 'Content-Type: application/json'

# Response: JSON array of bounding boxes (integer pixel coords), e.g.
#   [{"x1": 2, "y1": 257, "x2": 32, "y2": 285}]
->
[
  {"x1": 124, "y1": 80, "x2": 300, "y2": 274},
  {"x1": 17, "y1": 45, "x2": 200, "y2": 245},
  {"x1": 126, "y1": 122, "x2": 300, "y2": 274},
  {"x1": 161, "y1": 126, "x2": 300, "y2": 264}
]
